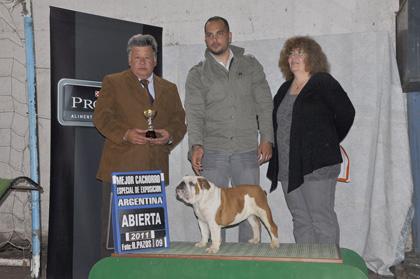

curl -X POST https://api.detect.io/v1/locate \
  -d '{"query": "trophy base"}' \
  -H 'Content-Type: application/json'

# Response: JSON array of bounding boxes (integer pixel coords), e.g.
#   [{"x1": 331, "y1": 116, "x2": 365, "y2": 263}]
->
[{"x1": 145, "y1": 130, "x2": 157, "y2": 138}]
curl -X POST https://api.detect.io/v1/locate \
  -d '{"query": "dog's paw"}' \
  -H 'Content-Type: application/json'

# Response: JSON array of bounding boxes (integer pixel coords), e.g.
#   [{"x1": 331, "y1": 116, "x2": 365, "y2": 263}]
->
[
  {"x1": 270, "y1": 239, "x2": 280, "y2": 249},
  {"x1": 195, "y1": 242, "x2": 207, "y2": 248},
  {"x1": 205, "y1": 246, "x2": 219, "y2": 254},
  {"x1": 248, "y1": 238, "x2": 260, "y2": 244}
]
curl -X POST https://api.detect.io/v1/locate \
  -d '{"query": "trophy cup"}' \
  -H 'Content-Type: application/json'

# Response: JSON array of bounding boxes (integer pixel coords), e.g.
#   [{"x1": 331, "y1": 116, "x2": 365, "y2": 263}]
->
[{"x1": 143, "y1": 109, "x2": 157, "y2": 138}]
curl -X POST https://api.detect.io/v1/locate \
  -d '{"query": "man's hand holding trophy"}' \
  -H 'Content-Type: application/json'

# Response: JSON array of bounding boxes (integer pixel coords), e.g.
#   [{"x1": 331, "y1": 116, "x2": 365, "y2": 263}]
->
[
  {"x1": 122, "y1": 108, "x2": 171, "y2": 145},
  {"x1": 142, "y1": 108, "x2": 172, "y2": 145}
]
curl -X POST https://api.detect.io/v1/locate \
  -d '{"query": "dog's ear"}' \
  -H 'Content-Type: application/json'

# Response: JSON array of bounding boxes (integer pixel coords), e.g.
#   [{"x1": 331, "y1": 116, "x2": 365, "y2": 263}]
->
[
  {"x1": 194, "y1": 184, "x2": 200, "y2": 195},
  {"x1": 197, "y1": 178, "x2": 211, "y2": 190}
]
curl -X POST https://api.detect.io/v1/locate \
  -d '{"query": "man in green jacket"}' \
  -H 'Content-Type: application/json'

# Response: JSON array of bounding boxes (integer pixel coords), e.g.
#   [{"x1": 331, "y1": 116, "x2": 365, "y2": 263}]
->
[{"x1": 185, "y1": 16, "x2": 273, "y2": 242}]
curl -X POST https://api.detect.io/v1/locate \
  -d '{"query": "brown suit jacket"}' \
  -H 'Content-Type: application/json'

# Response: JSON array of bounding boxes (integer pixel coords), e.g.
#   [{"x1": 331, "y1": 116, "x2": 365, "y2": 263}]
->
[{"x1": 93, "y1": 69, "x2": 186, "y2": 184}]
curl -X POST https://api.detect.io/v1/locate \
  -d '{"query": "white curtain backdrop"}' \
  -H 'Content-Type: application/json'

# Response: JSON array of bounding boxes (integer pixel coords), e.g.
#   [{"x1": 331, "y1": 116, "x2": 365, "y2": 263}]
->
[{"x1": 162, "y1": 31, "x2": 413, "y2": 275}]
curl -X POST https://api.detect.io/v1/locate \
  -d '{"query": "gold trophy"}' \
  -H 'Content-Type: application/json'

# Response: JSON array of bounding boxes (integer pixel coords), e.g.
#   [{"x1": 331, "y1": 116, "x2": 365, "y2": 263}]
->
[{"x1": 143, "y1": 109, "x2": 157, "y2": 138}]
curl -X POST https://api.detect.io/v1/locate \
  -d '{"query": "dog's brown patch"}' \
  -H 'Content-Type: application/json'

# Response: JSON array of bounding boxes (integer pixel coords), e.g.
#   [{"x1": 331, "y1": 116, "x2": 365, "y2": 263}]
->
[
  {"x1": 215, "y1": 188, "x2": 245, "y2": 226},
  {"x1": 215, "y1": 185, "x2": 278, "y2": 237},
  {"x1": 197, "y1": 178, "x2": 211, "y2": 190}
]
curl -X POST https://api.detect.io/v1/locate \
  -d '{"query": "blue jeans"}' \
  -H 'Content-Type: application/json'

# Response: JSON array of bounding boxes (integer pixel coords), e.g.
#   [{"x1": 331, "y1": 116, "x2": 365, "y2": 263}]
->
[{"x1": 201, "y1": 149, "x2": 260, "y2": 242}]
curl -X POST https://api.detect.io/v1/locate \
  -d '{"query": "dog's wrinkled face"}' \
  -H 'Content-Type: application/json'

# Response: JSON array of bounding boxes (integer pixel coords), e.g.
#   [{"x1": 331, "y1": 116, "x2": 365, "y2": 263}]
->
[{"x1": 176, "y1": 176, "x2": 211, "y2": 204}]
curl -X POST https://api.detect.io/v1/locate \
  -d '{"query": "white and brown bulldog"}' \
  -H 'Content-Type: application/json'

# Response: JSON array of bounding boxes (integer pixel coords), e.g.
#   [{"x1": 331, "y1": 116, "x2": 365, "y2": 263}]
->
[{"x1": 176, "y1": 176, "x2": 280, "y2": 253}]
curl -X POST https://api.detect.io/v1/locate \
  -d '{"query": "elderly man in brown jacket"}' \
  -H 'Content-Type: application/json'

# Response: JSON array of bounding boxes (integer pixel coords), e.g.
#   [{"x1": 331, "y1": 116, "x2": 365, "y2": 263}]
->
[{"x1": 93, "y1": 34, "x2": 186, "y2": 256}]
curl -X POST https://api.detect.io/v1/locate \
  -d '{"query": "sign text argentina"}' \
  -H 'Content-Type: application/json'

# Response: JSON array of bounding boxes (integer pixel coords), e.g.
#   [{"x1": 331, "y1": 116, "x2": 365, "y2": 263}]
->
[{"x1": 112, "y1": 171, "x2": 169, "y2": 253}]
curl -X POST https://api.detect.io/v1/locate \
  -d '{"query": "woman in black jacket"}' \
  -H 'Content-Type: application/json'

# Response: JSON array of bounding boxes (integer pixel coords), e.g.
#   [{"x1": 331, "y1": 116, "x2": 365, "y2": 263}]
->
[{"x1": 267, "y1": 36, "x2": 355, "y2": 245}]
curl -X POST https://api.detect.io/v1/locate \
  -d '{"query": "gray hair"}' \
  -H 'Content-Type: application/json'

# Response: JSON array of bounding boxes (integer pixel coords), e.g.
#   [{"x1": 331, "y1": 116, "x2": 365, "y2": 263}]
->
[{"x1": 127, "y1": 34, "x2": 158, "y2": 59}]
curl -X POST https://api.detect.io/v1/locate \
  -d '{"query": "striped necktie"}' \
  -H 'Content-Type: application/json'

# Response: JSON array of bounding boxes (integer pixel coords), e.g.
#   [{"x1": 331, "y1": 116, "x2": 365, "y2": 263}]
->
[{"x1": 140, "y1": 79, "x2": 154, "y2": 104}]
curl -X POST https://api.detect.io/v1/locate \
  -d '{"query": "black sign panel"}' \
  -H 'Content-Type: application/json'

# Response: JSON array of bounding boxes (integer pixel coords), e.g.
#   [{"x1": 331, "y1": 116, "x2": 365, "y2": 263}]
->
[
  {"x1": 48, "y1": 7, "x2": 163, "y2": 279},
  {"x1": 57, "y1": 78, "x2": 101, "y2": 126},
  {"x1": 112, "y1": 170, "x2": 170, "y2": 253}
]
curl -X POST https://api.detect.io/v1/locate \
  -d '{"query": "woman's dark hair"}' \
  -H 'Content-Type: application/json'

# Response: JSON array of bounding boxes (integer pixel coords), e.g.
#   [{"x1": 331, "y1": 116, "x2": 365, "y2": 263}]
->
[{"x1": 279, "y1": 36, "x2": 330, "y2": 80}]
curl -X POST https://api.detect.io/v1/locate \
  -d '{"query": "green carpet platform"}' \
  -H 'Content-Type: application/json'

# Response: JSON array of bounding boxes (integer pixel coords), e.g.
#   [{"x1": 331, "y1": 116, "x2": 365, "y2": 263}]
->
[{"x1": 89, "y1": 241, "x2": 368, "y2": 278}]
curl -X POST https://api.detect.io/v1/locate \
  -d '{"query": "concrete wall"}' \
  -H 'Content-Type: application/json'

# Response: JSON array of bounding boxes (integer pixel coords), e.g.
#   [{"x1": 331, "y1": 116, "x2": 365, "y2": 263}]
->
[{"x1": 0, "y1": 0, "x2": 399, "y2": 243}]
